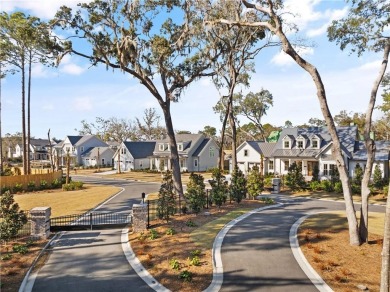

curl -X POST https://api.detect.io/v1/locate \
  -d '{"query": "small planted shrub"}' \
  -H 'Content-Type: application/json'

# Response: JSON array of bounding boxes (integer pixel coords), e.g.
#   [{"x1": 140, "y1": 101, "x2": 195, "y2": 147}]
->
[
  {"x1": 189, "y1": 256, "x2": 201, "y2": 266},
  {"x1": 166, "y1": 228, "x2": 176, "y2": 235},
  {"x1": 27, "y1": 181, "x2": 36, "y2": 192},
  {"x1": 259, "y1": 196, "x2": 274, "y2": 204},
  {"x1": 185, "y1": 220, "x2": 197, "y2": 227},
  {"x1": 12, "y1": 244, "x2": 29, "y2": 255},
  {"x1": 334, "y1": 182, "x2": 343, "y2": 194},
  {"x1": 321, "y1": 180, "x2": 333, "y2": 192},
  {"x1": 309, "y1": 181, "x2": 321, "y2": 192},
  {"x1": 40, "y1": 180, "x2": 48, "y2": 190},
  {"x1": 1, "y1": 253, "x2": 12, "y2": 261},
  {"x1": 169, "y1": 259, "x2": 180, "y2": 270},
  {"x1": 1, "y1": 186, "x2": 11, "y2": 195},
  {"x1": 149, "y1": 229, "x2": 159, "y2": 240},
  {"x1": 190, "y1": 249, "x2": 201, "y2": 257},
  {"x1": 179, "y1": 270, "x2": 193, "y2": 282},
  {"x1": 72, "y1": 181, "x2": 84, "y2": 190},
  {"x1": 13, "y1": 183, "x2": 23, "y2": 193},
  {"x1": 51, "y1": 179, "x2": 61, "y2": 189}
]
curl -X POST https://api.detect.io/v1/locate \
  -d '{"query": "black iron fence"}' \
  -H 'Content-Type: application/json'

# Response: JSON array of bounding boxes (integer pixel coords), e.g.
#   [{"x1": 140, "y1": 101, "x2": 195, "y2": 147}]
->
[{"x1": 50, "y1": 211, "x2": 132, "y2": 232}]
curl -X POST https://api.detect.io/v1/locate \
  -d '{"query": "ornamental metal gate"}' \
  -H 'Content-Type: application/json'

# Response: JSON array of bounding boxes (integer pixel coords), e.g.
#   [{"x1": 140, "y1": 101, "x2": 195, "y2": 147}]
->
[{"x1": 50, "y1": 211, "x2": 132, "y2": 232}]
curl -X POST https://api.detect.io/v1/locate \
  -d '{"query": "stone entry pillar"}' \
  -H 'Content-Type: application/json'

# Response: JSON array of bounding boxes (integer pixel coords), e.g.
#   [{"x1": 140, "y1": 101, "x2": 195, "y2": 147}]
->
[
  {"x1": 30, "y1": 207, "x2": 51, "y2": 239},
  {"x1": 132, "y1": 204, "x2": 147, "y2": 232}
]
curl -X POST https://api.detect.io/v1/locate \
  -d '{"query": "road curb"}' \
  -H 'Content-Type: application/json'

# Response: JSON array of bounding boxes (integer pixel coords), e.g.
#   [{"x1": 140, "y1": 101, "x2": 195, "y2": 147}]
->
[{"x1": 289, "y1": 213, "x2": 333, "y2": 292}]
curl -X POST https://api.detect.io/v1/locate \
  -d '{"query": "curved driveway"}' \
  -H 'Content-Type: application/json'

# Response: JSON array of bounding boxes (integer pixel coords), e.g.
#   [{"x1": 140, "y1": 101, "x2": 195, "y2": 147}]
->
[
  {"x1": 219, "y1": 195, "x2": 384, "y2": 292},
  {"x1": 26, "y1": 176, "x2": 159, "y2": 292}
]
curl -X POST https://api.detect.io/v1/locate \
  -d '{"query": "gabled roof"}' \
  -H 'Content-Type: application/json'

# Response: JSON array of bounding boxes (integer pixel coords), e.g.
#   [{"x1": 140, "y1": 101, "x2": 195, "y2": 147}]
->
[
  {"x1": 192, "y1": 138, "x2": 210, "y2": 157},
  {"x1": 81, "y1": 147, "x2": 114, "y2": 158},
  {"x1": 124, "y1": 141, "x2": 156, "y2": 159},
  {"x1": 75, "y1": 135, "x2": 107, "y2": 147},
  {"x1": 237, "y1": 141, "x2": 276, "y2": 158},
  {"x1": 30, "y1": 138, "x2": 50, "y2": 147},
  {"x1": 271, "y1": 126, "x2": 359, "y2": 158},
  {"x1": 353, "y1": 141, "x2": 390, "y2": 161},
  {"x1": 153, "y1": 133, "x2": 204, "y2": 154},
  {"x1": 66, "y1": 136, "x2": 83, "y2": 145}
]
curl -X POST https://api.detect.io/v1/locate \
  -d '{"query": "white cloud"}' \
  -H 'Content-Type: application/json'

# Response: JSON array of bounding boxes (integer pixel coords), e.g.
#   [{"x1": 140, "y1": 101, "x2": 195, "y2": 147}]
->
[
  {"x1": 307, "y1": 7, "x2": 349, "y2": 37},
  {"x1": 60, "y1": 63, "x2": 85, "y2": 75},
  {"x1": 1, "y1": 0, "x2": 92, "y2": 19},
  {"x1": 356, "y1": 60, "x2": 382, "y2": 72},
  {"x1": 72, "y1": 97, "x2": 93, "y2": 111},
  {"x1": 42, "y1": 104, "x2": 54, "y2": 111},
  {"x1": 271, "y1": 47, "x2": 314, "y2": 67},
  {"x1": 31, "y1": 63, "x2": 52, "y2": 78},
  {"x1": 282, "y1": 0, "x2": 323, "y2": 31}
]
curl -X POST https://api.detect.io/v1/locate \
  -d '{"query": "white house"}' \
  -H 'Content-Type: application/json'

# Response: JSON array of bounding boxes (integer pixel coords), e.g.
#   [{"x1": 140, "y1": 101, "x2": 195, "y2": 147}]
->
[
  {"x1": 151, "y1": 133, "x2": 219, "y2": 172},
  {"x1": 53, "y1": 135, "x2": 108, "y2": 168},
  {"x1": 81, "y1": 146, "x2": 115, "y2": 167},
  {"x1": 234, "y1": 141, "x2": 276, "y2": 175},
  {"x1": 113, "y1": 141, "x2": 156, "y2": 171}
]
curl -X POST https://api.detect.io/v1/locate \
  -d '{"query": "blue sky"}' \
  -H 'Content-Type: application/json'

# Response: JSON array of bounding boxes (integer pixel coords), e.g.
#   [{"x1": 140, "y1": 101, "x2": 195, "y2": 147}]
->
[{"x1": 1, "y1": 0, "x2": 388, "y2": 140}]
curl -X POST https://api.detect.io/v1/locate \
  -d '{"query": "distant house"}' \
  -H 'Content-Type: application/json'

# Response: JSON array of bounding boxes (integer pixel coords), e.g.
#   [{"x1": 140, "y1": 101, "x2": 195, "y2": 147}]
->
[
  {"x1": 233, "y1": 141, "x2": 276, "y2": 175},
  {"x1": 113, "y1": 141, "x2": 156, "y2": 171},
  {"x1": 81, "y1": 147, "x2": 115, "y2": 167},
  {"x1": 151, "y1": 133, "x2": 219, "y2": 172},
  {"x1": 235, "y1": 126, "x2": 390, "y2": 180},
  {"x1": 53, "y1": 135, "x2": 108, "y2": 168},
  {"x1": 7, "y1": 138, "x2": 57, "y2": 162}
]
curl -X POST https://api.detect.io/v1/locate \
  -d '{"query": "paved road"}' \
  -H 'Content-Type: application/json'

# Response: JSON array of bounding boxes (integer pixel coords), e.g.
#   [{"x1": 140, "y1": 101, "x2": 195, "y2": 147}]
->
[
  {"x1": 220, "y1": 195, "x2": 384, "y2": 292},
  {"x1": 29, "y1": 176, "x2": 159, "y2": 292}
]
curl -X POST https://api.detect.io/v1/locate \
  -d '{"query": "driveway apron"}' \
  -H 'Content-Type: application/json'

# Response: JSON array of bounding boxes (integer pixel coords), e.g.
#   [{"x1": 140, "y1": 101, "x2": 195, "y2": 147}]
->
[
  {"x1": 220, "y1": 196, "x2": 366, "y2": 292},
  {"x1": 30, "y1": 178, "x2": 159, "y2": 292}
]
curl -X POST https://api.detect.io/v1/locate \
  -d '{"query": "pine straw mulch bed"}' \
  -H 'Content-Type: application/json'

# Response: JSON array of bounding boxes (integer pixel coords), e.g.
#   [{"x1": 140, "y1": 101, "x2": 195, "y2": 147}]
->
[
  {"x1": 298, "y1": 227, "x2": 382, "y2": 292},
  {"x1": 128, "y1": 200, "x2": 266, "y2": 292},
  {"x1": 1, "y1": 237, "x2": 48, "y2": 292}
]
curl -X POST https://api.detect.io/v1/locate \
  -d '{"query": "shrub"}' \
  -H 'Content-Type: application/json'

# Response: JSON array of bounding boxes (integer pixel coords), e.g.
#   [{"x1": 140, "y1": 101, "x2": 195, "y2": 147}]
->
[
  {"x1": 166, "y1": 228, "x2": 176, "y2": 235},
  {"x1": 351, "y1": 184, "x2": 361, "y2": 195},
  {"x1": 169, "y1": 259, "x2": 180, "y2": 270},
  {"x1": 247, "y1": 165, "x2": 264, "y2": 199},
  {"x1": 157, "y1": 171, "x2": 176, "y2": 222},
  {"x1": 40, "y1": 180, "x2": 48, "y2": 190},
  {"x1": 353, "y1": 163, "x2": 363, "y2": 186},
  {"x1": 190, "y1": 249, "x2": 201, "y2": 257},
  {"x1": 209, "y1": 168, "x2": 228, "y2": 208},
  {"x1": 1, "y1": 186, "x2": 11, "y2": 195},
  {"x1": 179, "y1": 270, "x2": 193, "y2": 282},
  {"x1": 373, "y1": 165, "x2": 384, "y2": 189},
  {"x1": 259, "y1": 196, "x2": 274, "y2": 204},
  {"x1": 1, "y1": 253, "x2": 12, "y2": 261},
  {"x1": 321, "y1": 180, "x2": 334, "y2": 192},
  {"x1": 12, "y1": 183, "x2": 23, "y2": 193},
  {"x1": 51, "y1": 179, "x2": 61, "y2": 189},
  {"x1": 27, "y1": 181, "x2": 36, "y2": 192},
  {"x1": 309, "y1": 181, "x2": 322, "y2": 191},
  {"x1": 12, "y1": 244, "x2": 29, "y2": 254},
  {"x1": 384, "y1": 185, "x2": 389, "y2": 196},
  {"x1": 72, "y1": 181, "x2": 84, "y2": 190},
  {"x1": 186, "y1": 220, "x2": 197, "y2": 227},
  {"x1": 334, "y1": 181, "x2": 343, "y2": 193},
  {"x1": 0, "y1": 191, "x2": 28, "y2": 242},
  {"x1": 311, "y1": 164, "x2": 320, "y2": 182},
  {"x1": 285, "y1": 162, "x2": 306, "y2": 191},
  {"x1": 229, "y1": 168, "x2": 247, "y2": 203},
  {"x1": 184, "y1": 173, "x2": 206, "y2": 214},
  {"x1": 149, "y1": 229, "x2": 159, "y2": 240},
  {"x1": 189, "y1": 256, "x2": 200, "y2": 266}
]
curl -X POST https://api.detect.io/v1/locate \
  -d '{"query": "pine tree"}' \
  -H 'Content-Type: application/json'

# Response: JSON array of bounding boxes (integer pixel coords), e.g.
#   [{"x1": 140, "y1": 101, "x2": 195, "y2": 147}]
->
[
  {"x1": 209, "y1": 168, "x2": 228, "y2": 208},
  {"x1": 285, "y1": 162, "x2": 306, "y2": 191},
  {"x1": 185, "y1": 173, "x2": 206, "y2": 214},
  {"x1": 230, "y1": 168, "x2": 247, "y2": 203},
  {"x1": 0, "y1": 191, "x2": 27, "y2": 242},
  {"x1": 246, "y1": 165, "x2": 264, "y2": 200},
  {"x1": 353, "y1": 163, "x2": 363, "y2": 185},
  {"x1": 373, "y1": 164, "x2": 383, "y2": 189},
  {"x1": 157, "y1": 171, "x2": 176, "y2": 222}
]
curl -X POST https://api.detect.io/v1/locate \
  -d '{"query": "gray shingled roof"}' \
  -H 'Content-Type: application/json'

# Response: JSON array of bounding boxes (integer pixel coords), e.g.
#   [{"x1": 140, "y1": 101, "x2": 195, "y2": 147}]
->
[
  {"x1": 272, "y1": 126, "x2": 358, "y2": 158},
  {"x1": 153, "y1": 134, "x2": 203, "y2": 154},
  {"x1": 67, "y1": 136, "x2": 83, "y2": 145},
  {"x1": 124, "y1": 141, "x2": 156, "y2": 159},
  {"x1": 192, "y1": 138, "x2": 210, "y2": 157},
  {"x1": 81, "y1": 147, "x2": 114, "y2": 158},
  {"x1": 353, "y1": 141, "x2": 390, "y2": 161}
]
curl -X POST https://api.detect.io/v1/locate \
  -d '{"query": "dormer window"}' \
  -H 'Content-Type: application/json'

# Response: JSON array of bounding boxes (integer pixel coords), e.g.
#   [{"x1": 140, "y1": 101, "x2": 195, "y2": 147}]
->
[
  {"x1": 159, "y1": 144, "x2": 164, "y2": 151},
  {"x1": 166, "y1": 143, "x2": 170, "y2": 151},
  {"x1": 312, "y1": 139, "x2": 319, "y2": 149},
  {"x1": 178, "y1": 144, "x2": 183, "y2": 151},
  {"x1": 297, "y1": 140, "x2": 304, "y2": 149},
  {"x1": 244, "y1": 149, "x2": 249, "y2": 157},
  {"x1": 283, "y1": 140, "x2": 290, "y2": 149}
]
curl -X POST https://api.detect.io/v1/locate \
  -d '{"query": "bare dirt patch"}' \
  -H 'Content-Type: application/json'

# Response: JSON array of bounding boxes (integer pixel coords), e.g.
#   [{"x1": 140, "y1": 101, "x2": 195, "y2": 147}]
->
[
  {"x1": 299, "y1": 212, "x2": 382, "y2": 292},
  {"x1": 1, "y1": 237, "x2": 48, "y2": 292}
]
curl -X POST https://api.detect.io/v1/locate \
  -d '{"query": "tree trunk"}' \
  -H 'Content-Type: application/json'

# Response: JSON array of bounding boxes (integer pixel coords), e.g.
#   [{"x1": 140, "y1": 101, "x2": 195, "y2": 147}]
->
[
  {"x1": 0, "y1": 63, "x2": 3, "y2": 175},
  {"x1": 27, "y1": 54, "x2": 32, "y2": 175},
  {"x1": 228, "y1": 105, "x2": 237, "y2": 170},
  {"x1": 21, "y1": 58, "x2": 27, "y2": 175},
  {"x1": 360, "y1": 41, "x2": 389, "y2": 243},
  {"x1": 272, "y1": 13, "x2": 361, "y2": 245},
  {"x1": 47, "y1": 129, "x2": 55, "y2": 172},
  {"x1": 380, "y1": 182, "x2": 390, "y2": 291},
  {"x1": 219, "y1": 101, "x2": 231, "y2": 171},
  {"x1": 117, "y1": 145, "x2": 121, "y2": 173},
  {"x1": 160, "y1": 100, "x2": 184, "y2": 207}
]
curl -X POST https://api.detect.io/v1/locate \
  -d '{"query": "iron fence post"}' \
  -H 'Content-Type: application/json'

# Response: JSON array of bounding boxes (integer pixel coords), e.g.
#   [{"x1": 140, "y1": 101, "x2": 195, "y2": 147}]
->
[
  {"x1": 90, "y1": 212, "x2": 93, "y2": 230},
  {"x1": 147, "y1": 200, "x2": 150, "y2": 229}
]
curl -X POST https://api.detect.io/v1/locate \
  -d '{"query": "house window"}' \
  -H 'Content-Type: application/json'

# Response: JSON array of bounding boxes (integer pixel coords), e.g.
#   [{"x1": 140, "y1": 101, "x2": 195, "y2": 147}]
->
[
  {"x1": 324, "y1": 163, "x2": 336, "y2": 176},
  {"x1": 178, "y1": 144, "x2": 183, "y2": 151},
  {"x1": 72, "y1": 147, "x2": 75, "y2": 152},
  {"x1": 284, "y1": 160, "x2": 289, "y2": 171},
  {"x1": 194, "y1": 159, "x2": 198, "y2": 167},
  {"x1": 209, "y1": 147, "x2": 215, "y2": 157},
  {"x1": 166, "y1": 144, "x2": 170, "y2": 151},
  {"x1": 121, "y1": 148, "x2": 126, "y2": 154},
  {"x1": 269, "y1": 160, "x2": 274, "y2": 171},
  {"x1": 297, "y1": 141, "x2": 303, "y2": 149},
  {"x1": 81, "y1": 146, "x2": 84, "y2": 152},
  {"x1": 284, "y1": 141, "x2": 290, "y2": 149},
  {"x1": 139, "y1": 161, "x2": 143, "y2": 168},
  {"x1": 244, "y1": 149, "x2": 249, "y2": 157},
  {"x1": 102, "y1": 158, "x2": 105, "y2": 165},
  {"x1": 312, "y1": 140, "x2": 318, "y2": 148},
  {"x1": 65, "y1": 147, "x2": 70, "y2": 153},
  {"x1": 159, "y1": 144, "x2": 164, "y2": 151},
  {"x1": 324, "y1": 164, "x2": 328, "y2": 175},
  {"x1": 180, "y1": 159, "x2": 185, "y2": 168}
]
